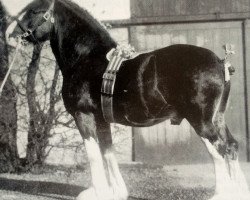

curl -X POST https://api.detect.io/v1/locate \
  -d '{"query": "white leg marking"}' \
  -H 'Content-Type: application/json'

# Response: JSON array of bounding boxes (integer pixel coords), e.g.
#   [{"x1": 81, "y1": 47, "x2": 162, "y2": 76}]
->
[
  {"x1": 228, "y1": 158, "x2": 250, "y2": 197},
  {"x1": 77, "y1": 137, "x2": 112, "y2": 200},
  {"x1": 202, "y1": 138, "x2": 250, "y2": 200},
  {"x1": 104, "y1": 150, "x2": 128, "y2": 200}
]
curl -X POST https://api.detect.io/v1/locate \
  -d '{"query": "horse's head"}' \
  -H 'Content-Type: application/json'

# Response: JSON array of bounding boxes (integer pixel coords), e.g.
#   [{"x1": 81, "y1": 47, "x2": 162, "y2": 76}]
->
[{"x1": 7, "y1": 0, "x2": 54, "y2": 45}]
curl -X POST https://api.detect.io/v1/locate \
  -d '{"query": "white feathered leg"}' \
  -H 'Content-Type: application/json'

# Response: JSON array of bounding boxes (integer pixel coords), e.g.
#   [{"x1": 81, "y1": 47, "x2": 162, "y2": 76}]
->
[
  {"x1": 227, "y1": 158, "x2": 250, "y2": 199},
  {"x1": 104, "y1": 149, "x2": 128, "y2": 200},
  {"x1": 77, "y1": 137, "x2": 113, "y2": 200},
  {"x1": 202, "y1": 138, "x2": 250, "y2": 200}
]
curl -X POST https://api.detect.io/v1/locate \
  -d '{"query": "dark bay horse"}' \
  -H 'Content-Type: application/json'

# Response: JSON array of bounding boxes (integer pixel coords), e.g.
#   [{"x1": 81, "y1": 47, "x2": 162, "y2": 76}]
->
[{"x1": 7, "y1": 0, "x2": 250, "y2": 199}]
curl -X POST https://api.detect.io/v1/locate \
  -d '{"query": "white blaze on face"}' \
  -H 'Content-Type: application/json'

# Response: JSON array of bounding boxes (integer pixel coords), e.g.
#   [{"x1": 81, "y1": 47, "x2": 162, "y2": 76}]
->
[{"x1": 6, "y1": 12, "x2": 27, "y2": 47}]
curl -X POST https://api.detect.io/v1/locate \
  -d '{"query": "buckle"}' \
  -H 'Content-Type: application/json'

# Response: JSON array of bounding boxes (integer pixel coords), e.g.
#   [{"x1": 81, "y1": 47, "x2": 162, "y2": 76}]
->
[
  {"x1": 22, "y1": 29, "x2": 32, "y2": 38},
  {"x1": 103, "y1": 73, "x2": 116, "y2": 81},
  {"x1": 43, "y1": 11, "x2": 51, "y2": 21}
]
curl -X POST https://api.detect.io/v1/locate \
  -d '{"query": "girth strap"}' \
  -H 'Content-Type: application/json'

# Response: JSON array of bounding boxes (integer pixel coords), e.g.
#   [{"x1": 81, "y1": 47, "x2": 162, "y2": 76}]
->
[{"x1": 101, "y1": 45, "x2": 135, "y2": 123}]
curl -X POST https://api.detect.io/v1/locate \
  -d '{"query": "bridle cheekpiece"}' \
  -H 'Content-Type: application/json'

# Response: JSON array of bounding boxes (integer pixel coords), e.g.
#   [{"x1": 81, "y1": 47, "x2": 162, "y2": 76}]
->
[{"x1": 15, "y1": 0, "x2": 55, "y2": 41}]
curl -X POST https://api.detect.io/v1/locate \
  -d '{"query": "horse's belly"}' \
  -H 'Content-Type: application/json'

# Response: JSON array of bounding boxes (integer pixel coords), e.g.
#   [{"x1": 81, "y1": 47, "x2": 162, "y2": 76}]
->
[{"x1": 112, "y1": 97, "x2": 178, "y2": 127}]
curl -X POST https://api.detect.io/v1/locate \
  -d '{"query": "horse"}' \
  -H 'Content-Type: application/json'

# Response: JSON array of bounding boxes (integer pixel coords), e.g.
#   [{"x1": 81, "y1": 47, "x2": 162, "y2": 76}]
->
[{"x1": 6, "y1": 0, "x2": 250, "y2": 199}]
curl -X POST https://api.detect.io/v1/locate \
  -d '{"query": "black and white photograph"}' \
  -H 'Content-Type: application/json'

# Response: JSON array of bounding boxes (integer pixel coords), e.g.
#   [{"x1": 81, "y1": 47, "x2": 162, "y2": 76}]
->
[{"x1": 0, "y1": 0, "x2": 250, "y2": 199}]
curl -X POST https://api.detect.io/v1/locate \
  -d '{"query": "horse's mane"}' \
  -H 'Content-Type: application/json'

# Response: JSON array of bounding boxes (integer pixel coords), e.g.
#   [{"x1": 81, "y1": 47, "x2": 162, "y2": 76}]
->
[
  {"x1": 18, "y1": 0, "x2": 114, "y2": 44},
  {"x1": 58, "y1": 0, "x2": 110, "y2": 35},
  {"x1": 17, "y1": 0, "x2": 45, "y2": 16}
]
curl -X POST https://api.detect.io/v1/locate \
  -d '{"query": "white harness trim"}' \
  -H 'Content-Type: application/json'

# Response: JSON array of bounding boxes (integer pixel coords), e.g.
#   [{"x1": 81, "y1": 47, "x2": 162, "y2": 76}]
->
[
  {"x1": 101, "y1": 45, "x2": 136, "y2": 122},
  {"x1": 223, "y1": 43, "x2": 235, "y2": 82}
]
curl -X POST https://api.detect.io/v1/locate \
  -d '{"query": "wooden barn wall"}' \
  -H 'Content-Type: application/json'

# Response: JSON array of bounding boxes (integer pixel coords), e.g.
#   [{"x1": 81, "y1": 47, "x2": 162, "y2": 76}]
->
[
  {"x1": 130, "y1": 0, "x2": 250, "y2": 22},
  {"x1": 130, "y1": 21, "x2": 248, "y2": 164},
  {"x1": 245, "y1": 20, "x2": 250, "y2": 161}
]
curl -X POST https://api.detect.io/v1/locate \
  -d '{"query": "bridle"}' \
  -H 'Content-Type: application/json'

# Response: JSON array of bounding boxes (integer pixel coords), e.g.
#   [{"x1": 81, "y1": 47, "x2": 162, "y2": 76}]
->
[
  {"x1": 0, "y1": 0, "x2": 55, "y2": 97},
  {"x1": 14, "y1": 0, "x2": 55, "y2": 43}
]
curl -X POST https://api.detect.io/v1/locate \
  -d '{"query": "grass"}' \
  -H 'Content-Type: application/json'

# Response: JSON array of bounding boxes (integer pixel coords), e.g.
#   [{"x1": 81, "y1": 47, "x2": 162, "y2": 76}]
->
[{"x1": 0, "y1": 162, "x2": 249, "y2": 200}]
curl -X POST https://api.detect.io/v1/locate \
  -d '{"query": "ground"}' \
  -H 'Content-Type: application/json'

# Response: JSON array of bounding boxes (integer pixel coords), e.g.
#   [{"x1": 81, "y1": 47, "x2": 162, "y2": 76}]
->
[{"x1": 0, "y1": 163, "x2": 249, "y2": 200}]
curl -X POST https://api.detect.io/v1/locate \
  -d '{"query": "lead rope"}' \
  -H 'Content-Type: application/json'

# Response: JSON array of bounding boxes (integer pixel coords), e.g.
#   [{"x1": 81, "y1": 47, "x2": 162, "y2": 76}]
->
[{"x1": 0, "y1": 37, "x2": 23, "y2": 96}]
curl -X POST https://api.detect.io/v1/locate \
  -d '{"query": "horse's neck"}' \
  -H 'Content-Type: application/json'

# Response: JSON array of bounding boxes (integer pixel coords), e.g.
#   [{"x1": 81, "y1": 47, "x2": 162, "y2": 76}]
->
[{"x1": 51, "y1": 1, "x2": 116, "y2": 75}]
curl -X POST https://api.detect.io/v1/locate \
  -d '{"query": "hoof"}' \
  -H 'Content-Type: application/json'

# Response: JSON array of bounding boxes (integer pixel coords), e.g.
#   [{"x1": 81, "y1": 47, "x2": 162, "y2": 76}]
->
[
  {"x1": 112, "y1": 186, "x2": 128, "y2": 200},
  {"x1": 76, "y1": 188, "x2": 98, "y2": 200},
  {"x1": 209, "y1": 190, "x2": 250, "y2": 200},
  {"x1": 76, "y1": 187, "x2": 128, "y2": 200}
]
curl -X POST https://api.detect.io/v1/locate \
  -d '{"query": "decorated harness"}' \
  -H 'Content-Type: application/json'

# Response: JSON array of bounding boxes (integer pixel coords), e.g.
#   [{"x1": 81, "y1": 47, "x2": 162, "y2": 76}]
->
[
  {"x1": 101, "y1": 45, "x2": 136, "y2": 122},
  {"x1": 101, "y1": 44, "x2": 236, "y2": 123}
]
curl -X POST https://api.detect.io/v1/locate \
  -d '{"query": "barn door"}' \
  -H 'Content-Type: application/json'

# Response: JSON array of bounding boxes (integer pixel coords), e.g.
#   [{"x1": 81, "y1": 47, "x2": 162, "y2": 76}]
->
[{"x1": 130, "y1": 21, "x2": 247, "y2": 164}]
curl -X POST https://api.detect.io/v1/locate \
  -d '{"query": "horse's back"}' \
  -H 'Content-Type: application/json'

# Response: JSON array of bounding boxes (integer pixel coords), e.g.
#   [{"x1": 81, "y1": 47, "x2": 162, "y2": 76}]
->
[{"x1": 113, "y1": 44, "x2": 224, "y2": 126}]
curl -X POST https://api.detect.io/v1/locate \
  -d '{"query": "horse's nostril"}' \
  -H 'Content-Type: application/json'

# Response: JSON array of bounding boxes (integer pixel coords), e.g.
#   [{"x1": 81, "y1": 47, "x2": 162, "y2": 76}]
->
[
  {"x1": 8, "y1": 33, "x2": 14, "y2": 39},
  {"x1": 6, "y1": 36, "x2": 19, "y2": 47}
]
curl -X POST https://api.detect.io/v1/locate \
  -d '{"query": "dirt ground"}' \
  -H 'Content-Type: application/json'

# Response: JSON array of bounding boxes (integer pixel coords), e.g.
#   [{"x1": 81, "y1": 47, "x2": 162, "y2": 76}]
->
[{"x1": 0, "y1": 162, "x2": 249, "y2": 200}]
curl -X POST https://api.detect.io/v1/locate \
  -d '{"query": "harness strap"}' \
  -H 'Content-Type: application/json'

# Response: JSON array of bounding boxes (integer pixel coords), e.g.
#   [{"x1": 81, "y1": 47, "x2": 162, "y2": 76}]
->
[
  {"x1": 101, "y1": 45, "x2": 136, "y2": 123},
  {"x1": 0, "y1": 38, "x2": 23, "y2": 96},
  {"x1": 16, "y1": 0, "x2": 55, "y2": 39}
]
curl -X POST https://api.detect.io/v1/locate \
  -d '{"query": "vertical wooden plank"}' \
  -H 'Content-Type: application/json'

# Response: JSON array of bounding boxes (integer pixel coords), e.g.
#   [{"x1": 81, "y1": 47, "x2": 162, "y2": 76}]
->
[
  {"x1": 185, "y1": 0, "x2": 199, "y2": 15},
  {"x1": 244, "y1": 20, "x2": 250, "y2": 161},
  {"x1": 179, "y1": 31, "x2": 188, "y2": 44},
  {"x1": 155, "y1": 31, "x2": 163, "y2": 49},
  {"x1": 163, "y1": 0, "x2": 181, "y2": 15},
  {"x1": 207, "y1": 0, "x2": 219, "y2": 14},
  {"x1": 152, "y1": 0, "x2": 164, "y2": 17},
  {"x1": 143, "y1": 0, "x2": 154, "y2": 17},
  {"x1": 187, "y1": 29, "x2": 197, "y2": 45},
  {"x1": 231, "y1": 0, "x2": 247, "y2": 13},
  {"x1": 130, "y1": 0, "x2": 136, "y2": 18},
  {"x1": 130, "y1": 26, "x2": 147, "y2": 51},
  {"x1": 180, "y1": 0, "x2": 187, "y2": 15},
  {"x1": 108, "y1": 28, "x2": 129, "y2": 45},
  {"x1": 203, "y1": 29, "x2": 214, "y2": 51},
  {"x1": 241, "y1": 0, "x2": 250, "y2": 12},
  {"x1": 130, "y1": 0, "x2": 140, "y2": 18},
  {"x1": 173, "y1": 0, "x2": 181, "y2": 15},
  {"x1": 162, "y1": 31, "x2": 171, "y2": 46},
  {"x1": 197, "y1": 0, "x2": 220, "y2": 14},
  {"x1": 170, "y1": 30, "x2": 180, "y2": 44},
  {"x1": 198, "y1": 0, "x2": 207, "y2": 14},
  {"x1": 219, "y1": 0, "x2": 232, "y2": 13}
]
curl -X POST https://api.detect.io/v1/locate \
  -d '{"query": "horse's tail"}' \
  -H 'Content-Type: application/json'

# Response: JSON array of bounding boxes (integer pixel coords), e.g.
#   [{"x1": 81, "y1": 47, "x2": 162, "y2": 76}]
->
[{"x1": 218, "y1": 53, "x2": 236, "y2": 112}]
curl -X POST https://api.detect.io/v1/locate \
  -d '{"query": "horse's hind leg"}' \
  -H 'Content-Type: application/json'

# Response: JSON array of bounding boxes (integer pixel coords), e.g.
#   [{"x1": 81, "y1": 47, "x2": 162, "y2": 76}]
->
[
  {"x1": 74, "y1": 112, "x2": 112, "y2": 200},
  {"x1": 197, "y1": 113, "x2": 250, "y2": 200},
  {"x1": 224, "y1": 125, "x2": 250, "y2": 195}
]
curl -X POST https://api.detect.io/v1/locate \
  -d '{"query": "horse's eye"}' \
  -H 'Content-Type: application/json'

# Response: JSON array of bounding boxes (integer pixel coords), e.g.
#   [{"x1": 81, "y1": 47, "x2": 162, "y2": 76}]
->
[
  {"x1": 31, "y1": 10, "x2": 39, "y2": 14},
  {"x1": 31, "y1": 10, "x2": 44, "y2": 14}
]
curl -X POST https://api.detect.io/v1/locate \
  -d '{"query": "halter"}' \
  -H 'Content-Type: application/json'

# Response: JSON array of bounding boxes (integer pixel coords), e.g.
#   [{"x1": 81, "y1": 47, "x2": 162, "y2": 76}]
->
[
  {"x1": 15, "y1": 0, "x2": 55, "y2": 41},
  {"x1": 0, "y1": 1, "x2": 55, "y2": 97}
]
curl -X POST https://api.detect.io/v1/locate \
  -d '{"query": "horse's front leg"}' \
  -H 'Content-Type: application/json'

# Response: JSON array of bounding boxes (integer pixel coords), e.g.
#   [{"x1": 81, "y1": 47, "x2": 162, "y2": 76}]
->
[
  {"x1": 74, "y1": 111, "x2": 113, "y2": 200},
  {"x1": 97, "y1": 123, "x2": 128, "y2": 200}
]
